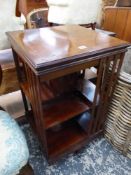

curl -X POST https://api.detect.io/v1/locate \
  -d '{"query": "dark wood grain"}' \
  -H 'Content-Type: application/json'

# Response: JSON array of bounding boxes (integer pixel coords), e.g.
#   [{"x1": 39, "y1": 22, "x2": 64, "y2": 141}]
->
[
  {"x1": 46, "y1": 120, "x2": 87, "y2": 159},
  {"x1": 8, "y1": 25, "x2": 129, "y2": 162},
  {"x1": 7, "y1": 25, "x2": 129, "y2": 73},
  {"x1": 43, "y1": 94, "x2": 90, "y2": 129}
]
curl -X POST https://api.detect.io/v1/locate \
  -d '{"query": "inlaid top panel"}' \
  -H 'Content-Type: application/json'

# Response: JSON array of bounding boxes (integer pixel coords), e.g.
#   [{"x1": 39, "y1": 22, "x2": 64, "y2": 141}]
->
[{"x1": 7, "y1": 25, "x2": 129, "y2": 71}]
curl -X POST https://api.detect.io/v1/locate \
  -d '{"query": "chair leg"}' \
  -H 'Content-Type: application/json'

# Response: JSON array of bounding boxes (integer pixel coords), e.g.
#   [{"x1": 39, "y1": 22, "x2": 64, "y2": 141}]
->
[
  {"x1": 80, "y1": 23, "x2": 96, "y2": 30},
  {"x1": 19, "y1": 163, "x2": 34, "y2": 175},
  {"x1": 91, "y1": 23, "x2": 96, "y2": 30}
]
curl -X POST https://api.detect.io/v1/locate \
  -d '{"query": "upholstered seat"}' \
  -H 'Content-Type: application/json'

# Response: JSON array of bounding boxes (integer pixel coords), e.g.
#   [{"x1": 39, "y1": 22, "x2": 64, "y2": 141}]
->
[
  {"x1": 0, "y1": 110, "x2": 29, "y2": 175},
  {"x1": 46, "y1": 0, "x2": 103, "y2": 26},
  {"x1": 0, "y1": 0, "x2": 26, "y2": 50}
]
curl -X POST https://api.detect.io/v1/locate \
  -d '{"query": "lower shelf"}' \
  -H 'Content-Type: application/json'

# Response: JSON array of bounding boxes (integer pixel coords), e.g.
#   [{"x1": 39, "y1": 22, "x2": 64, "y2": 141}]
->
[{"x1": 46, "y1": 119, "x2": 88, "y2": 159}]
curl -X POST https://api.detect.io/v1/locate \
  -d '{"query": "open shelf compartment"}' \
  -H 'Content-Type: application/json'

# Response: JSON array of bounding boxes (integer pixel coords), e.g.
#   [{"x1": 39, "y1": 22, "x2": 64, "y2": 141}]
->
[
  {"x1": 43, "y1": 94, "x2": 90, "y2": 129},
  {"x1": 76, "y1": 78, "x2": 99, "y2": 106},
  {"x1": 21, "y1": 81, "x2": 55, "y2": 103},
  {"x1": 46, "y1": 119, "x2": 88, "y2": 159}
]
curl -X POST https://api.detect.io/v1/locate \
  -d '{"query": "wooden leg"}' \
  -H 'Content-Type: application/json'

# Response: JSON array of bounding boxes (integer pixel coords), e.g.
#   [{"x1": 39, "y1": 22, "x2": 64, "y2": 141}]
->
[
  {"x1": 19, "y1": 164, "x2": 34, "y2": 175},
  {"x1": 80, "y1": 23, "x2": 96, "y2": 30},
  {"x1": 91, "y1": 23, "x2": 96, "y2": 30}
]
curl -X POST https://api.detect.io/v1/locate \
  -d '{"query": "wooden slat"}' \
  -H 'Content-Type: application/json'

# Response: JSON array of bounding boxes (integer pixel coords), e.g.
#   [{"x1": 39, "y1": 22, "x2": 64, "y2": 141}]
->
[
  {"x1": 113, "y1": 9, "x2": 128, "y2": 38},
  {"x1": 103, "y1": 8, "x2": 117, "y2": 32},
  {"x1": 103, "y1": 7, "x2": 131, "y2": 42},
  {"x1": 92, "y1": 57, "x2": 112, "y2": 134},
  {"x1": 123, "y1": 10, "x2": 131, "y2": 42}
]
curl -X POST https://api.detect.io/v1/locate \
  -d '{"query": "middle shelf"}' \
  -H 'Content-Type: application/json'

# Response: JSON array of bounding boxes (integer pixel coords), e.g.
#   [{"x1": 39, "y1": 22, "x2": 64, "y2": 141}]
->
[
  {"x1": 43, "y1": 94, "x2": 90, "y2": 129},
  {"x1": 22, "y1": 78, "x2": 98, "y2": 130},
  {"x1": 21, "y1": 70, "x2": 98, "y2": 130}
]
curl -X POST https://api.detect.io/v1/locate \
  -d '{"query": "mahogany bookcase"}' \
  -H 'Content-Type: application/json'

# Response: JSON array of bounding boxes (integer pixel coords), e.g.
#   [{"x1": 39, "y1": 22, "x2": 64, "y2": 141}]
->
[{"x1": 7, "y1": 25, "x2": 129, "y2": 162}]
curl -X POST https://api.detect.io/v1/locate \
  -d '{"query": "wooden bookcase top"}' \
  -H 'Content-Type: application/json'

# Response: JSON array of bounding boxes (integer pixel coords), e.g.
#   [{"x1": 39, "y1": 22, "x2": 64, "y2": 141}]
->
[
  {"x1": 7, "y1": 25, "x2": 129, "y2": 73},
  {"x1": 8, "y1": 25, "x2": 130, "y2": 162}
]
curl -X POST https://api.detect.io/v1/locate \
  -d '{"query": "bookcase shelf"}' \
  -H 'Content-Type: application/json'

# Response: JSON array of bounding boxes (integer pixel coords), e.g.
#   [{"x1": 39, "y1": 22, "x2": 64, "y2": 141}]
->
[
  {"x1": 20, "y1": 74, "x2": 99, "y2": 161},
  {"x1": 43, "y1": 94, "x2": 90, "y2": 129},
  {"x1": 46, "y1": 119, "x2": 87, "y2": 159},
  {"x1": 8, "y1": 24, "x2": 128, "y2": 163}
]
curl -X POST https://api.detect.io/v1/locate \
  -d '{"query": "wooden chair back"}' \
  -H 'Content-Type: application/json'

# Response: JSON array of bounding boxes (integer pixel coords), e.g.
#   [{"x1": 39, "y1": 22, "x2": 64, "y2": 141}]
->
[
  {"x1": 16, "y1": 0, "x2": 28, "y2": 17},
  {"x1": 26, "y1": 8, "x2": 49, "y2": 29},
  {"x1": 115, "y1": 0, "x2": 131, "y2": 7}
]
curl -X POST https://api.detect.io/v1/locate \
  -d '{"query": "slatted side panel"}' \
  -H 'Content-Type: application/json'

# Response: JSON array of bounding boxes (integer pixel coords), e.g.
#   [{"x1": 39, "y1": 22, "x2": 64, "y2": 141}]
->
[
  {"x1": 23, "y1": 64, "x2": 49, "y2": 158},
  {"x1": 89, "y1": 53, "x2": 125, "y2": 136},
  {"x1": 13, "y1": 50, "x2": 47, "y2": 156}
]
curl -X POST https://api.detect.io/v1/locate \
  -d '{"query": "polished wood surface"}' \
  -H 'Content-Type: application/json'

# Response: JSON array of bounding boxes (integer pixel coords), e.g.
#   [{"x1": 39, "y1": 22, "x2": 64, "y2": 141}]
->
[
  {"x1": 7, "y1": 25, "x2": 128, "y2": 72},
  {"x1": 103, "y1": 7, "x2": 131, "y2": 42},
  {"x1": 43, "y1": 94, "x2": 90, "y2": 129},
  {"x1": 8, "y1": 25, "x2": 129, "y2": 162}
]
